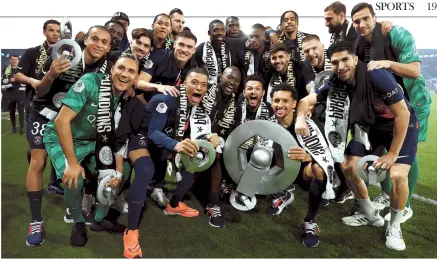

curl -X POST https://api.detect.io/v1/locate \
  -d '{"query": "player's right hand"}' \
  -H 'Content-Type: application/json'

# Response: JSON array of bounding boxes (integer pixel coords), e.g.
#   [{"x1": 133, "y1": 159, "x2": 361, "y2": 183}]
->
[
  {"x1": 174, "y1": 139, "x2": 199, "y2": 157},
  {"x1": 49, "y1": 56, "x2": 71, "y2": 78},
  {"x1": 157, "y1": 84, "x2": 180, "y2": 97},
  {"x1": 63, "y1": 163, "x2": 86, "y2": 190},
  {"x1": 295, "y1": 116, "x2": 310, "y2": 136}
]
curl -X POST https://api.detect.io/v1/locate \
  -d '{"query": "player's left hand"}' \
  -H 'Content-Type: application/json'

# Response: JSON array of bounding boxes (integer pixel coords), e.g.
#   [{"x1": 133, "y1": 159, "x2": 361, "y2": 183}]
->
[
  {"x1": 106, "y1": 177, "x2": 121, "y2": 188},
  {"x1": 288, "y1": 147, "x2": 309, "y2": 161},
  {"x1": 367, "y1": 60, "x2": 392, "y2": 71},
  {"x1": 373, "y1": 152, "x2": 397, "y2": 170}
]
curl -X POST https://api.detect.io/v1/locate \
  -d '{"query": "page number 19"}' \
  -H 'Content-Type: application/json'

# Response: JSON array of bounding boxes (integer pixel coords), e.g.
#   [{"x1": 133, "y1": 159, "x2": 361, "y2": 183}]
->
[{"x1": 428, "y1": 2, "x2": 437, "y2": 10}]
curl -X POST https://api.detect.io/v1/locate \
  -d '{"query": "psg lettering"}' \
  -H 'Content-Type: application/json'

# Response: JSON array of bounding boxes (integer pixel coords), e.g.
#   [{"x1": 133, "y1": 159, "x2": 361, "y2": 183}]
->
[
  {"x1": 218, "y1": 104, "x2": 235, "y2": 129},
  {"x1": 328, "y1": 85, "x2": 347, "y2": 120}
]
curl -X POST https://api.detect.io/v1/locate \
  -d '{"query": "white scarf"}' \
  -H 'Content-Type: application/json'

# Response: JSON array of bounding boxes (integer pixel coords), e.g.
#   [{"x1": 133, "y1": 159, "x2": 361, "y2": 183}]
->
[
  {"x1": 324, "y1": 83, "x2": 350, "y2": 163},
  {"x1": 202, "y1": 40, "x2": 230, "y2": 89},
  {"x1": 240, "y1": 100, "x2": 271, "y2": 124},
  {"x1": 168, "y1": 84, "x2": 213, "y2": 173},
  {"x1": 296, "y1": 118, "x2": 336, "y2": 200},
  {"x1": 244, "y1": 49, "x2": 255, "y2": 76},
  {"x1": 189, "y1": 104, "x2": 212, "y2": 140}
]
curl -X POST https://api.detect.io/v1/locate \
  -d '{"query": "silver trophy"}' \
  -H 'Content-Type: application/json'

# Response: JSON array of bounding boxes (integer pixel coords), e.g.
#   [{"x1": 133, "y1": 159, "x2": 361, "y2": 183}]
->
[
  {"x1": 51, "y1": 17, "x2": 81, "y2": 67},
  {"x1": 223, "y1": 120, "x2": 301, "y2": 211},
  {"x1": 357, "y1": 155, "x2": 388, "y2": 185}
]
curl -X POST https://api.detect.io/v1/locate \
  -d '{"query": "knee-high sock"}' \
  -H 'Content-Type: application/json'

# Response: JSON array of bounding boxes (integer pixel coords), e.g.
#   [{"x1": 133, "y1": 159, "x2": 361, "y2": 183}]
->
[
  {"x1": 128, "y1": 156, "x2": 155, "y2": 230},
  {"x1": 49, "y1": 162, "x2": 57, "y2": 185},
  {"x1": 406, "y1": 157, "x2": 419, "y2": 208},
  {"x1": 170, "y1": 170, "x2": 194, "y2": 207},
  {"x1": 153, "y1": 159, "x2": 167, "y2": 189},
  {"x1": 27, "y1": 191, "x2": 43, "y2": 221},
  {"x1": 304, "y1": 179, "x2": 325, "y2": 222},
  {"x1": 94, "y1": 203, "x2": 110, "y2": 222},
  {"x1": 64, "y1": 175, "x2": 85, "y2": 223},
  {"x1": 121, "y1": 160, "x2": 133, "y2": 192}
]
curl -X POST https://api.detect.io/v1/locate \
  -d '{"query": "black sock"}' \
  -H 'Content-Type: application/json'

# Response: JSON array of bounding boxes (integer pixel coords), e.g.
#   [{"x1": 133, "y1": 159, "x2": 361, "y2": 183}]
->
[
  {"x1": 27, "y1": 191, "x2": 43, "y2": 221},
  {"x1": 18, "y1": 100, "x2": 25, "y2": 131},
  {"x1": 49, "y1": 163, "x2": 57, "y2": 186},
  {"x1": 209, "y1": 192, "x2": 220, "y2": 206},
  {"x1": 304, "y1": 179, "x2": 325, "y2": 223},
  {"x1": 26, "y1": 149, "x2": 31, "y2": 164},
  {"x1": 128, "y1": 156, "x2": 155, "y2": 230},
  {"x1": 170, "y1": 170, "x2": 194, "y2": 208},
  {"x1": 152, "y1": 159, "x2": 167, "y2": 189}
]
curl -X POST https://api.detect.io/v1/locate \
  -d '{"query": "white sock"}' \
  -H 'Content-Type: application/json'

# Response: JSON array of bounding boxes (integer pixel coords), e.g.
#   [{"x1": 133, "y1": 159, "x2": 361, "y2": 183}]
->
[
  {"x1": 358, "y1": 198, "x2": 379, "y2": 219},
  {"x1": 389, "y1": 207, "x2": 404, "y2": 228}
]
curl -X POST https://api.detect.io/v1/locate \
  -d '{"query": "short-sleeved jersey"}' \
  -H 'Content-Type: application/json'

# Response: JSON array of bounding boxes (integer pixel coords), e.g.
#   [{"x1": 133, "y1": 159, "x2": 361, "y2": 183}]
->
[
  {"x1": 16, "y1": 42, "x2": 50, "y2": 103},
  {"x1": 141, "y1": 49, "x2": 197, "y2": 102},
  {"x1": 316, "y1": 69, "x2": 415, "y2": 131},
  {"x1": 44, "y1": 73, "x2": 120, "y2": 144},
  {"x1": 390, "y1": 26, "x2": 431, "y2": 110},
  {"x1": 31, "y1": 53, "x2": 108, "y2": 118}
]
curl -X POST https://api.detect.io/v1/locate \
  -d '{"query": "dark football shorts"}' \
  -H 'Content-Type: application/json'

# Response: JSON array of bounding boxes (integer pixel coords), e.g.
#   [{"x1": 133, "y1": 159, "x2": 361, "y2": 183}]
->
[
  {"x1": 27, "y1": 115, "x2": 49, "y2": 149},
  {"x1": 346, "y1": 121, "x2": 419, "y2": 165},
  {"x1": 128, "y1": 133, "x2": 148, "y2": 152}
]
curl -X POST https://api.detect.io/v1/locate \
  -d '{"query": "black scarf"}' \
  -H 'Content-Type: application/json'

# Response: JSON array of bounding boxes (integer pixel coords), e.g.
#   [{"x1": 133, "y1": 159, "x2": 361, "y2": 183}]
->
[
  {"x1": 330, "y1": 20, "x2": 352, "y2": 45},
  {"x1": 334, "y1": 61, "x2": 375, "y2": 128},
  {"x1": 164, "y1": 37, "x2": 174, "y2": 50},
  {"x1": 174, "y1": 84, "x2": 190, "y2": 142},
  {"x1": 354, "y1": 23, "x2": 407, "y2": 100},
  {"x1": 278, "y1": 31, "x2": 306, "y2": 61},
  {"x1": 35, "y1": 41, "x2": 49, "y2": 76},
  {"x1": 243, "y1": 42, "x2": 270, "y2": 76},
  {"x1": 355, "y1": 23, "x2": 399, "y2": 64},
  {"x1": 202, "y1": 83, "x2": 237, "y2": 139},
  {"x1": 95, "y1": 73, "x2": 119, "y2": 172}
]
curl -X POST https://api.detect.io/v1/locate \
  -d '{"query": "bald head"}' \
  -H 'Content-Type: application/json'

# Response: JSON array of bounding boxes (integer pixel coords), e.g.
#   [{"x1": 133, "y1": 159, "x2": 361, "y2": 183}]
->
[{"x1": 220, "y1": 66, "x2": 241, "y2": 96}]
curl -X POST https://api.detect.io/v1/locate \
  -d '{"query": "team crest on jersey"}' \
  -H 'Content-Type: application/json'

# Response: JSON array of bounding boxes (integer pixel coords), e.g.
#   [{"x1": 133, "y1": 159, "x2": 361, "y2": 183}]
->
[
  {"x1": 33, "y1": 136, "x2": 42, "y2": 145},
  {"x1": 143, "y1": 59, "x2": 153, "y2": 69},
  {"x1": 73, "y1": 80, "x2": 85, "y2": 93},
  {"x1": 53, "y1": 92, "x2": 66, "y2": 108},
  {"x1": 99, "y1": 146, "x2": 113, "y2": 166}
]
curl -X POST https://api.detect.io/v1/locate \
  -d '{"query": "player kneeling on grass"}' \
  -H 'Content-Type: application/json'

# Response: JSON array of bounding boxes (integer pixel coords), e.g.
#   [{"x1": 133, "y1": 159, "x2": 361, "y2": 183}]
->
[
  {"x1": 145, "y1": 67, "x2": 219, "y2": 219},
  {"x1": 295, "y1": 41, "x2": 418, "y2": 251},
  {"x1": 43, "y1": 56, "x2": 139, "y2": 247},
  {"x1": 270, "y1": 83, "x2": 330, "y2": 247}
]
